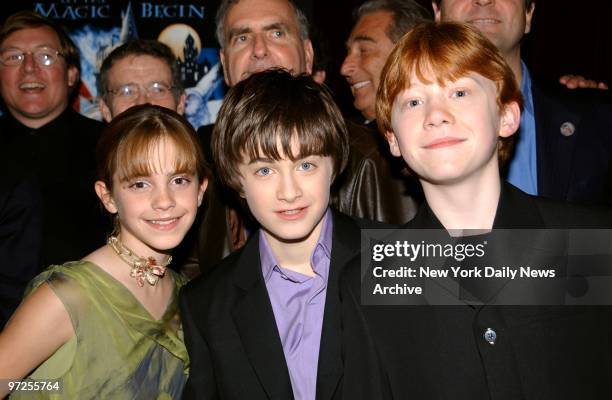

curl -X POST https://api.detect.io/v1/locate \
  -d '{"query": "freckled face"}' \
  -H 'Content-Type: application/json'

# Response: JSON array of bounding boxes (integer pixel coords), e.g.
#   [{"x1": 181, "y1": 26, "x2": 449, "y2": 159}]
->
[{"x1": 387, "y1": 71, "x2": 518, "y2": 186}]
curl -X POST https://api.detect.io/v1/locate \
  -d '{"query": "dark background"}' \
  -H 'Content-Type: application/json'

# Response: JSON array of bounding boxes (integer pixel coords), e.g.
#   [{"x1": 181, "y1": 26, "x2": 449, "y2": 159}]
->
[
  {"x1": 311, "y1": 0, "x2": 612, "y2": 118},
  {"x1": 2, "y1": 0, "x2": 610, "y2": 118}
]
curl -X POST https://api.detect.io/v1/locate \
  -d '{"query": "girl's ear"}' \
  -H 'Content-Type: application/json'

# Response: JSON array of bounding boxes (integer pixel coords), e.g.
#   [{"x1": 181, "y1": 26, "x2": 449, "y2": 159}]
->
[
  {"x1": 94, "y1": 181, "x2": 118, "y2": 214},
  {"x1": 197, "y1": 178, "x2": 208, "y2": 206},
  {"x1": 499, "y1": 101, "x2": 521, "y2": 138}
]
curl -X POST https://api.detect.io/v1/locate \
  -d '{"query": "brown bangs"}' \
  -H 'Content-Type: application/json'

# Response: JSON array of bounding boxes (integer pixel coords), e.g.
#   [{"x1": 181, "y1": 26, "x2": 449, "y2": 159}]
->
[
  {"x1": 113, "y1": 127, "x2": 199, "y2": 182},
  {"x1": 97, "y1": 104, "x2": 208, "y2": 191},
  {"x1": 213, "y1": 69, "x2": 349, "y2": 192},
  {"x1": 238, "y1": 119, "x2": 336, "y2": 165}
]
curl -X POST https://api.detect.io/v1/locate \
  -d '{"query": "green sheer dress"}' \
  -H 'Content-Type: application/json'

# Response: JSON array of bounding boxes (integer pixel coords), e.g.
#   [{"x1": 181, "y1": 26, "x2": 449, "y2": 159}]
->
[{"x1": 10, "y1": 261, "x2": 189, "y2": 399}]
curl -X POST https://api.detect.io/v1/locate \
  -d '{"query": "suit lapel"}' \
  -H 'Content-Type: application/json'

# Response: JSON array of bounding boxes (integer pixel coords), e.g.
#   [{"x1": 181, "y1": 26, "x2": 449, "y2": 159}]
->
[
  {"x1": 317, "y1": 211, "x2": 362, "y2": 400},
  {"x1": 231, "y1": 236, "x2": 294, "y2": 400},
  {"x1": 494, "y1": 183, "x2": 546, "y2": 229},
  {"x1": 405, "y1": 185, "x2": 548, "y2": 305},
  {"x1": 229, "y1": 212, "x2": 362, "y2": 400},
  {"x1": 532, "y1": 82, "x2": 582, "y2": 200}
]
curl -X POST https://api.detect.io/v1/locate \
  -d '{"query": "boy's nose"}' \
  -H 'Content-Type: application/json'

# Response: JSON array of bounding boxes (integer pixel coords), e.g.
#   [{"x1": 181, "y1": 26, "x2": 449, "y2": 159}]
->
[
  {"x1": 423, "y1": 100, "x2": 454, "y2": 128},
  {"x1": 277, "y1": 172, "x2": 302, "y2": 202}
]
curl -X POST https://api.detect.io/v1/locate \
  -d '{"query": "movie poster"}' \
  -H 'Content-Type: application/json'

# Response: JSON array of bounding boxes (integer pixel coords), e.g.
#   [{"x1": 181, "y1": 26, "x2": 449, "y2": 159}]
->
[{"x1": 1, "y1": 0, "x2": 224, "y2": 128}]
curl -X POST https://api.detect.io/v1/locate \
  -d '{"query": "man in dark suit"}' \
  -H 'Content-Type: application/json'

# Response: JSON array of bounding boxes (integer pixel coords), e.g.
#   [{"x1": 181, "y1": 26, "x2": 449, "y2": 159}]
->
[
  {"x1": 181, "y1": 70, "x2": 387, "y2": 399},
  {"x1": 0, "y1": 12, "x2": 105, "y2": 326},
  {"x1": 433, "y1": 0, "x2": 612, "y2": 203},
  {"x1": 340, "y1": 22, "x2": 612, "y2": 400}
]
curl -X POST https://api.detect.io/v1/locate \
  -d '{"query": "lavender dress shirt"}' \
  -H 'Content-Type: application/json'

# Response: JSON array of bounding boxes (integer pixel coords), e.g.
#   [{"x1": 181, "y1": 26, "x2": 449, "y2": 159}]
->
[{"x1": 259, "y1": 209, "x2": 333, "y2": 400}]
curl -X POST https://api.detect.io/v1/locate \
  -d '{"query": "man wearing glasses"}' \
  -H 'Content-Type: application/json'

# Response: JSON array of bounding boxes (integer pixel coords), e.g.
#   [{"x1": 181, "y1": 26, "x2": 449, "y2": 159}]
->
[
  {"x1": 97, "y1": 40, "x2": 186, "y2": 121},
  {"x1": 0, "y1": 11, "x2": 105, "y2": 327}
]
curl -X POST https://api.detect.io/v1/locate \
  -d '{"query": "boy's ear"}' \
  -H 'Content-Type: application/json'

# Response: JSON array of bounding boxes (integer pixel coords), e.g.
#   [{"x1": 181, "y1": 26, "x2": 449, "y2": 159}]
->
[
  {"x1": 234, "y1": 175, "x2": 247, "y2": 198},
  {"x1": 385, "y1": 131, "x2": 402, "y2": 157},
  {"x1": 95, "y1": 181, "x2": 118, "y2": 214},
  {"x1": 499, "y1": 101, "x2": 521, "y2": 138}
]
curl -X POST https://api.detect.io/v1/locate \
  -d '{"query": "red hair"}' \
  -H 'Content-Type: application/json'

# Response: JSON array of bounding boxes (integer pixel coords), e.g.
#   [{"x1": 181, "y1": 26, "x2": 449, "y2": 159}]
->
[{"x1": 376, "y1": 21, "x2": 523, "y2": 164}]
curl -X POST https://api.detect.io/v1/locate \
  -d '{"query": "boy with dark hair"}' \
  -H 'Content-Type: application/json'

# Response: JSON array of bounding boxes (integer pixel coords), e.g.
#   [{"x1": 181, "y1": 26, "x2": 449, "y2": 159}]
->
[
  {"x1": 340, "y1": 21, "x2": 612, "y2": 400},
  {"x1": 180, "y1": 69, "x2": 382, "y2": 400}
]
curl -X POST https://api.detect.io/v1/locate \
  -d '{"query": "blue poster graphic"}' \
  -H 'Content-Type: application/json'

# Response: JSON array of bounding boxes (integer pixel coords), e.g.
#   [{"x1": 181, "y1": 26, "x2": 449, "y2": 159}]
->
[{"x1": 2, "y1": 0, "x2": 225, "y2": 129}]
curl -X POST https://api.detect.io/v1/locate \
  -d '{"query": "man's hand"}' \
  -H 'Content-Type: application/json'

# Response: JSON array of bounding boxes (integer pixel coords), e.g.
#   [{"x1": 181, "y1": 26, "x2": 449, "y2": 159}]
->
[{"x1": 560, "y1": 74, "x2": 608, "y2": 90}]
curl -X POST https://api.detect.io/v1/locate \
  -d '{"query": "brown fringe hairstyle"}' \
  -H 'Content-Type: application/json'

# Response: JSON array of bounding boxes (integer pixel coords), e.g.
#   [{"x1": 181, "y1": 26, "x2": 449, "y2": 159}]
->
[
  {"x1": 96, "y1": 104, "x2": 209, "y2": 191},
  {"x1": 212, "y1": 69, "x2": 349, "y2": 193}
]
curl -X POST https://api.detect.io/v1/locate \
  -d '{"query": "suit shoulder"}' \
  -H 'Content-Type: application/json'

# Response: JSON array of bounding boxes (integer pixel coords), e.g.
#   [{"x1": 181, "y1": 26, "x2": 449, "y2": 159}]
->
[
  {"x1": 71, "y1": 111, "x2": 104, "y2": 130},
  {"x1": 344, "y1": 120, "x2": 384, "y2": 157},
  {"x1": 182, "y1": 246, "x2": 243, "y2": 298},
  {"x1": 69, "y1": 112, "x2": 104, "y2": 143},
  {"x1": 332, "y1": 209, "x2": 395, "y2": 230},
  {"x1": 532, "y1": 79, "x2": 612, "y2": 112},
  {"x1": 353, "y1": 216, "x2": 396, "y2": 230},
  {"x1": 533, "y1": 196, "x2": 612, "y2": 228}
]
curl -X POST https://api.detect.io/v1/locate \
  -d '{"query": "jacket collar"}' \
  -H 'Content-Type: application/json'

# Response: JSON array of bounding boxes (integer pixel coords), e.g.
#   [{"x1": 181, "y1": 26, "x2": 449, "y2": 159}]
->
[
  {"x1": 406, "y1": 183, "x2": 546, "y2": 230},
  {"x1": 230, "y1": 209, "x2": 360, "y2": 399}
]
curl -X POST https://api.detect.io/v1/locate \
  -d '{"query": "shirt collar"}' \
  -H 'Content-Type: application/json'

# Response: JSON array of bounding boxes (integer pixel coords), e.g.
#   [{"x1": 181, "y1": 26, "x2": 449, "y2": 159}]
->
[
  {"x1": 2, "y1": 107, "x2": 72, "y2": 136},
  {"x1": 520, "y1": 61, "x2": 534, "y2": 115},
  {"x1": 260, "y1": 208, "x2": 333, "y2": 283}
]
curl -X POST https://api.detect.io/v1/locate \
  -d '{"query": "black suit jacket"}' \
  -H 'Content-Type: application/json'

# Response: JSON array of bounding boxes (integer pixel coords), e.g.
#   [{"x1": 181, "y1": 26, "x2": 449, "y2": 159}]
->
[
  {"x1": 340, "y1": 184, "x2": 612, "y2": 400},
  {"x1": 530, "y1": 81, "x2": 612, "y2": 204},
  {"x1": 0, "y1": 109, "x2": 106, "y2": 327},
  {"x1": 180, "y1": 210, "x2": 386, "y2": 399}
]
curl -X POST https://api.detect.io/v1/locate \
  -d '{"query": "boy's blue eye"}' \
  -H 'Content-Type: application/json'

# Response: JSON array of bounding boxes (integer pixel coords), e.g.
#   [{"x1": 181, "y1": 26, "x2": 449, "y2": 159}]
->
[
  {"x1": 299, "y1": 162, "x2": 315, "y2": 171},
  {"x1": 453, "y1": 89, "x2": 468, "y2": 98},
  {"x1": 256, "y1": 167, "x2": 271, "y2": 176}
]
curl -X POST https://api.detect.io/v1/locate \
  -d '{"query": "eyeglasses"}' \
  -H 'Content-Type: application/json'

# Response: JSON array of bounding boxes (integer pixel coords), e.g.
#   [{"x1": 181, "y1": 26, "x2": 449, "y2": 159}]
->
[
  {"x1": 107, "y1": 82, "x2": 176, "y2": 101},
  {"x1": 0, "y1": 47, "x2": 64, "y2": 67}
]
